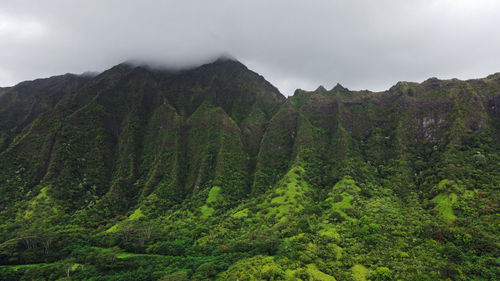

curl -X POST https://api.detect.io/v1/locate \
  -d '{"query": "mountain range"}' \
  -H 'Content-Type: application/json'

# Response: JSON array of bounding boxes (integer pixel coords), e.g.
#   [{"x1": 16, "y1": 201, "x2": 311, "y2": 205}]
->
[{"x1": 0, "y1": 58, "x2": 498, "y2": 280}]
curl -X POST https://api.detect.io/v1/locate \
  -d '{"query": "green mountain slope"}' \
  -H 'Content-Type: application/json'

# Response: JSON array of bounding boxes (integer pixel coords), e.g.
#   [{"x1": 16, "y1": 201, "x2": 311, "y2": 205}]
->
[{"x1": 0, "y1": 59, "x2": 498, "y2": 280}]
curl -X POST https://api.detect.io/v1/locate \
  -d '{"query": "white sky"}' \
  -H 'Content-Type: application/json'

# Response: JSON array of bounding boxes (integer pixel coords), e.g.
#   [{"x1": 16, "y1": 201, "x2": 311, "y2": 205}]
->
[{"x1": 1, "y1": 0, "x2": 500, "y2": 95}]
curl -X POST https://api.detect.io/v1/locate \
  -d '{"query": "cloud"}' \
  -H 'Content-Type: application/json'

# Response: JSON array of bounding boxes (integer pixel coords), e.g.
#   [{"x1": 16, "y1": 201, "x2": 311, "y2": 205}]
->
[
  {"x1": 1, "y1": 0, "x2": 500, "y2": 95},
  {"x1": 0, "y1": 11, "x2": 45, "y2": 41}
]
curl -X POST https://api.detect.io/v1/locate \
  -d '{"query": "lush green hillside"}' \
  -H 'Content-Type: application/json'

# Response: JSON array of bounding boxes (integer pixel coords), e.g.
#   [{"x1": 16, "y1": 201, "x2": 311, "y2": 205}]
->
[{"x1": 0, "y1": 59, "x2": 498, "y2": 280}]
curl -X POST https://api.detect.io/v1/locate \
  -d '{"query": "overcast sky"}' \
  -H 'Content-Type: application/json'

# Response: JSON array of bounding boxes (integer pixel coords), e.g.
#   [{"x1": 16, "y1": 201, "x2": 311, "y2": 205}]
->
[{"x1": 1, "y1": 0, "x2": 500, "y2": 95}]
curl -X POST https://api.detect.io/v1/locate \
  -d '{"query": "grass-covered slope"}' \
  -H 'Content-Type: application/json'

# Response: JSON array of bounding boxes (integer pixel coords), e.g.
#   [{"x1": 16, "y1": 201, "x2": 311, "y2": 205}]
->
[{"x1": 0, "y1": 60, "x2": 499, "y2": 280}]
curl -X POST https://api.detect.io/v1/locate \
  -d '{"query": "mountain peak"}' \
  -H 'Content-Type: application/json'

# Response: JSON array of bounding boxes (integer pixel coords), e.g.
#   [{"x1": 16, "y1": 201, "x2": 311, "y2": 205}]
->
[
  {"x1": 331, "y1": 83, "x2": 349, "y2": 93},
  {"x1": 486, "y1": 72, "x2": 500, "y2": 81},
  {"x1": 315, "y1": 85, "x2": 327, "y2": 92},
  {"x1": 204, "y1": 55, "x2": 247, "y2": 71}
]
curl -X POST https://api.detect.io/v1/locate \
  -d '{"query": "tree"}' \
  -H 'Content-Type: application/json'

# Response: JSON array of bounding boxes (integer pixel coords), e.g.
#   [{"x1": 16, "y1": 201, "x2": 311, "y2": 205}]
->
[
  {"x1": 159, "y1": 271, "x2": 189, "y2": 281},
  {"x1": 138, "y1": 224, "x2": 154, "y2": 247},
  {"x1": 21, "y1": 234, "x2": 37, "y2": 250},
  {"x1": 41, "y1": 233, "x2": 53, "y2": 255},
  {"x1": 371, "y1": 267, "x2": 393, "y2": 281},
  {"x1": 63, "y1": 258, "x2": 76, "y2": 278}
]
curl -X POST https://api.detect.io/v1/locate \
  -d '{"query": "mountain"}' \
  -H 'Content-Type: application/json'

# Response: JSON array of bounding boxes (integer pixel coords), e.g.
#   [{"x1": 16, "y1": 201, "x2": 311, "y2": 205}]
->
[{"x1": 0, "y1": 58, "x2": 498, "y2": 280}]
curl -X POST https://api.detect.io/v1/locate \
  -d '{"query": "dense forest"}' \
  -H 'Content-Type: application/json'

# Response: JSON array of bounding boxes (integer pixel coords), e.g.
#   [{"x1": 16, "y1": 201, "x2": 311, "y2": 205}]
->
[{"x1": 0, "y1": 58, "x2": 498, "y2": 280}]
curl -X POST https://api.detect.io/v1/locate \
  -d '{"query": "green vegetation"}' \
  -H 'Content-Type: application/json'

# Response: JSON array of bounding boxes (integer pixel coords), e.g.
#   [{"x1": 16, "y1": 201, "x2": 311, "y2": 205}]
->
[
  {"x1": 351, "y1": 264, "x2": 369, "y2": 281},
  {"x1": 305, "y1": 264, "x2": 337, "y2": 281},
  {"x1": 200, "y1": 186, "x2": 221, "y2": 217},
  {"x1": 0, "y1": 59, "x2": 499, "y2": 280},
  {"x1": 432, "y1": 192, "x2": 458, "y2": 223},
  {"x1": 231, "y1": 208, "x2": 249, "y2": 219},
  {"x1": 216, "y1": 256, "x2": 285, "y2": 280},
  {"x1": 265, "y1": 166, "x2": 310, "y2": 218}
]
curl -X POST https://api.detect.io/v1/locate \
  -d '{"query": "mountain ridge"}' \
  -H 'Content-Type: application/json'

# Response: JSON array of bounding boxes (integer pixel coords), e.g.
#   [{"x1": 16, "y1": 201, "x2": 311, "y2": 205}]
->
[{"x1": 5, "y1": 56, "x2": 500, "y2": 95}]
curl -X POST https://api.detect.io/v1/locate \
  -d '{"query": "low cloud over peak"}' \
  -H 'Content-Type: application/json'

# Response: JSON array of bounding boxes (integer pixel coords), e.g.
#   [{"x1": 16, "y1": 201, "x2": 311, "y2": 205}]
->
[{"x1": 1, "y1": 0, "x2": 500, "y2": 96}]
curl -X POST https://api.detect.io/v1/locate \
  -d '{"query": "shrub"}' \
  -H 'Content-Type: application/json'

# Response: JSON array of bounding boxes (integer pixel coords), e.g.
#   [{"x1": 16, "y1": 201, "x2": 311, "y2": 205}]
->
[{"x1": 371, "y1": 267, "x2": 393, "y2": 281}]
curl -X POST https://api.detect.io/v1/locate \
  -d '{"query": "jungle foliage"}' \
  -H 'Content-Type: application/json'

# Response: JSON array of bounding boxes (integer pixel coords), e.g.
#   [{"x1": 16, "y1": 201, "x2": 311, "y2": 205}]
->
[{"x1": 0, "y1": 58, "x2": 499, "y2": 280}]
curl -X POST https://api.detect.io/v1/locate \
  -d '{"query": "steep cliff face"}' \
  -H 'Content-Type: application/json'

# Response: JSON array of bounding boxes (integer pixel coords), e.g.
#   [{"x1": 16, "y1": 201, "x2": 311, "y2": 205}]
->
[
  {"x1": 0, "y1": 60, "x2": 498, "y2": 280},
  {"x1": 0, "y1": 59, "x2": 285, "y2": 219},
  {"x1": 290, "y1": 78, "x2": 499, "y2": 196}
]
